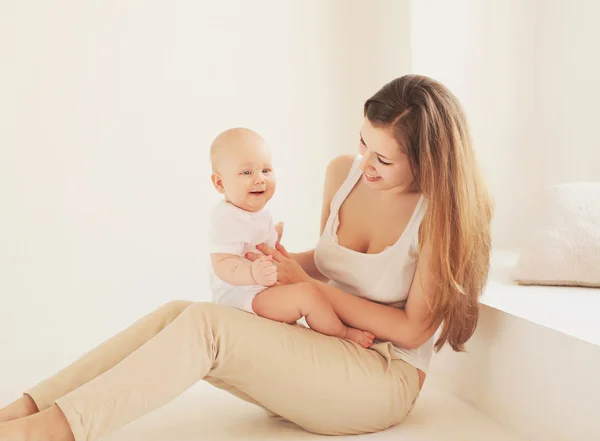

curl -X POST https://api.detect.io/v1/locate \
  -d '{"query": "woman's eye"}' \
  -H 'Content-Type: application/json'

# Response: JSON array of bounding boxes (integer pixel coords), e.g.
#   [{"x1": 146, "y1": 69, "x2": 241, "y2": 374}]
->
[{"x1": 377, "y1": 157, "x2": 391, "y2": 166}]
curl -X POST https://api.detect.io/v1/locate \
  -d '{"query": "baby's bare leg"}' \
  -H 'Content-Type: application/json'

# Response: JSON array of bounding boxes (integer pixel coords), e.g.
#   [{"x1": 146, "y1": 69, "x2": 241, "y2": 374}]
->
[{"x1": 252, "y1": 283, "x2": 375, "y2": 348}]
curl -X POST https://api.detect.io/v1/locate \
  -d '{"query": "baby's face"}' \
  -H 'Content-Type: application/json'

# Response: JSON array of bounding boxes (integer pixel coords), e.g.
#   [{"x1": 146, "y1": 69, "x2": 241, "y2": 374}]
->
[{"x1": 212, "y1": 140, "x2": 275, "y2": 212}]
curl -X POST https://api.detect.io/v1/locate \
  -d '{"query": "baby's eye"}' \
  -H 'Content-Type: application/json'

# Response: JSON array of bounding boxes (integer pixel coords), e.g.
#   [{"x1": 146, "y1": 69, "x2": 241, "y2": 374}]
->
[
  {"x1": 262, "y1": 168, "x2": 272, "y2": 174},
  {"x1": 241, "y1": 170, "x2": 252, "y2": 176}
]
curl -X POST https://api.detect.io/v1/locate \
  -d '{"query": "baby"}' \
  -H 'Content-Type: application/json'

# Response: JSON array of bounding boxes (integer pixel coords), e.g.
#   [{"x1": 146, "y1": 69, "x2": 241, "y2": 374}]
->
[{"x1": 208, "y1": 127, "x2": 375, "y2": 348}]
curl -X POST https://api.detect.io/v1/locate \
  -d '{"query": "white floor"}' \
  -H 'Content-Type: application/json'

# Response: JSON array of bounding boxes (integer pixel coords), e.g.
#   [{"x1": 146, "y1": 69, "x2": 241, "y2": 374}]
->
[
  {"x1": 101, "y1": 382, "x2": 529, "y2": 441},
  {"x1": 1, "y1": 313, "x2": 527, "y2": 441},
  {"x1": 0, "y1": 380, "x2": 527, "y2": 441}
]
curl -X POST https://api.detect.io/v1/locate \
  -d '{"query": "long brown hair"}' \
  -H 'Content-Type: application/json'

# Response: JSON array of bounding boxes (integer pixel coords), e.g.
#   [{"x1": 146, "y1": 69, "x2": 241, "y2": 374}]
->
[{"x1": 364, "y1": 74, "x2": 493, "y2": 352}]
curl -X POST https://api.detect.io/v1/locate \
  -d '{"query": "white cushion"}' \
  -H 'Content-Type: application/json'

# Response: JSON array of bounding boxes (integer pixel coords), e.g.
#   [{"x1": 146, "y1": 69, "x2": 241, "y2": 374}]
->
[{"x1": 513, "y1": 182, "x2": 600, "y2": 287}]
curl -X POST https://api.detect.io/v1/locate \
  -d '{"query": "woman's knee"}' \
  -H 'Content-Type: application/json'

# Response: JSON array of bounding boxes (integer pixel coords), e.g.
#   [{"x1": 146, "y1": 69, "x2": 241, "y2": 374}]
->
[
  {"x1": 153, "y1": 301, "x2": 224, "y2": 334},
  {"x1": 183, "y1": 301, "x2": 233, "y2": 322},
  {"x1": 159, "y1": 300, "x2": 194, "y2": 318}
]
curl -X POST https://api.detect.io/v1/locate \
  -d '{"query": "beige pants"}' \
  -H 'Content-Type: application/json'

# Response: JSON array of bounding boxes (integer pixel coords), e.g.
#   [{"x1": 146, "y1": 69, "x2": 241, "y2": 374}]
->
[{"x1": 26, "y1": 301, "x2": 420, "y2": 441}]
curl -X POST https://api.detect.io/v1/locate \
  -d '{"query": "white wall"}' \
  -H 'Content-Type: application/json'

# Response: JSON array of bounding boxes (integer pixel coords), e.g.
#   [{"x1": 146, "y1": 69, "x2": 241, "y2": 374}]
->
[
  {"x1": 0, "y1": 1, "x2": 411, "y2": 349},
  {"x1": 332, "y1": 0, "x2": 413, "y2": 152},
  {"x1": 2, "y1": 0, "x2": 597, "y2": 340},
  {"x1": 411, "y1": 0, "x2": 538, "y2": 249},
  {"x1": 411, "y1": 0, "x2": 600, "y2": 249},
  {"x1": 535, "y1": 0, "x2": 600, "y2": 191}
]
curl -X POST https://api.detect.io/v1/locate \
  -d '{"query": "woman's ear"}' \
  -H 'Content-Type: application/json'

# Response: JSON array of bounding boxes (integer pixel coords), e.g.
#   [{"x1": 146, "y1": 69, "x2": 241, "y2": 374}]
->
[{"x1": 211, "y1": 173, "x2": 225, "y2": 194}]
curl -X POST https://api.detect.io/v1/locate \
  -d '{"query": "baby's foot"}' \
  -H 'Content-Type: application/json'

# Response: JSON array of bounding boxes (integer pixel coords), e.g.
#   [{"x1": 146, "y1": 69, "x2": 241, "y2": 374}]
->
[{"x1": 345, "y1": 327, "x2": 375, "y2": 348}]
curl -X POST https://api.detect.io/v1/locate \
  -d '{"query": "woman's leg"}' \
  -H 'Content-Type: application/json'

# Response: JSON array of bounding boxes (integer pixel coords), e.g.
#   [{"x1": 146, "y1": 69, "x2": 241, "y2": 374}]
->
[
  {"x1": 0, "y1": 300, "x2": 193, "y2": 423},
  {"x1": 25, "y1": 300, "x2": 194, "y2": 412},
  {"x1": 1, "y1": 302, "x2": 419, "y2": 441},
  {"x1": 201, "y1": 305, "x2": 420, "y2": 436}
]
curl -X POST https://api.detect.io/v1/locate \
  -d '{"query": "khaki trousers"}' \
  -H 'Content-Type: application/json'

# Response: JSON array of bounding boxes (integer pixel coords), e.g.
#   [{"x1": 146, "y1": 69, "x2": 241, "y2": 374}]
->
[{"x1": 26, "y1": 301, "x2": 420, "y2": 441}]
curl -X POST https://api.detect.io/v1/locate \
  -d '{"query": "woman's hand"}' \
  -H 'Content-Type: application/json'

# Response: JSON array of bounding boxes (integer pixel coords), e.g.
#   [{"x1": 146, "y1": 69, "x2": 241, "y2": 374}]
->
[{"x1": 245, "y1": 243, "x2": 311, "y2": 285}]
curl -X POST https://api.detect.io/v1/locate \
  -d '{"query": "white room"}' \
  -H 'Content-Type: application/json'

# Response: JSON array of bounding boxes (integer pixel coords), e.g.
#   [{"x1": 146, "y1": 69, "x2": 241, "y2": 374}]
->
[{"x1": 1, "y1": 1, "x2": 599, "y2": 440}]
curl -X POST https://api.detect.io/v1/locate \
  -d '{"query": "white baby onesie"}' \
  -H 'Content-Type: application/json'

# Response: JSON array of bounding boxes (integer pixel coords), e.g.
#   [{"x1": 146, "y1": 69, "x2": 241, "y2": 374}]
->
[{"x1": 208, "y1": 200, "x2": 278, "y2": 313}]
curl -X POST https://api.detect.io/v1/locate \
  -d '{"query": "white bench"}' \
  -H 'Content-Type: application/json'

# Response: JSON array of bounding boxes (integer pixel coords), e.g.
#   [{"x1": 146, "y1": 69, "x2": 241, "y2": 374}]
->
[{"x1": 428, "y1": 250, "x2": 600, "y2": 441}]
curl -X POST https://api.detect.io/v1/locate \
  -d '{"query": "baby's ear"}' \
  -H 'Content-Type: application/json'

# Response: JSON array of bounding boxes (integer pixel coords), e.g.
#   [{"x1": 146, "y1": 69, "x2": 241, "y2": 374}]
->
[{"x1": 211, "y1": 173, "x2": 225, "y2": 194}]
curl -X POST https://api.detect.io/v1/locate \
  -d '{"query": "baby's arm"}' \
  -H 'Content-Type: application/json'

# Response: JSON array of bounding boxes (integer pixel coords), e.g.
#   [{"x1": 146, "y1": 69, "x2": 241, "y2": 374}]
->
[{"x1": 211, "y1": 253, "x2": 277, "y2": 286}]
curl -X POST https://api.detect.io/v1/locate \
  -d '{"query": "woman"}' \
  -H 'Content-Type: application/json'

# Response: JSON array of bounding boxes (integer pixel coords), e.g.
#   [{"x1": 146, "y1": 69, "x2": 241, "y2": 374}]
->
[{"x1": 0, "y1": 74, "x2": 492, "y2": 441}]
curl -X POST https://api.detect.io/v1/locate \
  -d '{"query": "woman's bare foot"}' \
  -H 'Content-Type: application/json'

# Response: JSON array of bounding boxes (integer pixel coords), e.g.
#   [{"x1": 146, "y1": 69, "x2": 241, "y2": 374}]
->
[
  {"x1": 345, "y1": 328, "x2": 375, "y2": 348},
  {"x1": 0, "y1": 406, "x2": 74, "y2": 441},
  {"x1": 0, "y1": 419, "x2": 27, "y2": 441},
  {"x1": 0, "y1": 395, "x2": 39, "y2": 422}
]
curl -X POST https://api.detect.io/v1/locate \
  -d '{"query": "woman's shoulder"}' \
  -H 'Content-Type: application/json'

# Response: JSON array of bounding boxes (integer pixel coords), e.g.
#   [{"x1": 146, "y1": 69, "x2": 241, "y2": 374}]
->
[
  {"x1": 321, "y1": 155, "x2": 358, "y2": 226},
  {"x1": 325, "y1": 154, "x2": 357, "y2": 188}
]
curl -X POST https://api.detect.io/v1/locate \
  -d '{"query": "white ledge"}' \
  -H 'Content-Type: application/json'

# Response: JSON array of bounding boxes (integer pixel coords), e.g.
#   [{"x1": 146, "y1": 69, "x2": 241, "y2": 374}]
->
[{"x1": 480, "y1": 250, "x2": 600, "y2": 346}]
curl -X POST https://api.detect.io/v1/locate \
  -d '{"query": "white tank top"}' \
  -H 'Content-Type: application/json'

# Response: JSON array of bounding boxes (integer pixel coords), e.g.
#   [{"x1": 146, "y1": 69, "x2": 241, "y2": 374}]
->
[{"x1": 314, "y1": 155, "x2": 436, "y2": 373}]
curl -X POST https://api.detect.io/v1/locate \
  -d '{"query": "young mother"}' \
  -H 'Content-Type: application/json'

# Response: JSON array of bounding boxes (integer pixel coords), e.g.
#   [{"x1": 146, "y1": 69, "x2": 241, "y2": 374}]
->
[{"x1": 0, "y1": 74, "x2": 492, "y2": 441}]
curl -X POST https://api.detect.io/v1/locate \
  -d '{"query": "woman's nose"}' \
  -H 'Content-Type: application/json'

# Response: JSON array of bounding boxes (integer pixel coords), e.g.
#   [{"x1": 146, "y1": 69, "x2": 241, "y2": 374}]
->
[{"x1": 359, "y1": 151, "x2": 373, "y2": 172}]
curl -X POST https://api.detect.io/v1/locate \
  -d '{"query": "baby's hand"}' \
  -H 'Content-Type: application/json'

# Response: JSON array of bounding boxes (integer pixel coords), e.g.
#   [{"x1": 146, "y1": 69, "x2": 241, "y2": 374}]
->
[{"x1": 251, "y1": 255, "x2": 277, "y2": 287}]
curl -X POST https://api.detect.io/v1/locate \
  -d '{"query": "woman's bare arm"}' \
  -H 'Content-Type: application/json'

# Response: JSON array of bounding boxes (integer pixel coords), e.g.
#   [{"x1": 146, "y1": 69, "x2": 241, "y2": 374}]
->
[
  {"x1": 304, "y1": 154, "x2": 439, "y2": 349},
  {"x1": 255, "y1": 154, "x2": 441, "y2": 349},
  {"x1": 312, "y1": 241, "x2": 441, "y2": 350},
  {"x1": 248, "y1": 237, "x2": 441, "y2": 350}
]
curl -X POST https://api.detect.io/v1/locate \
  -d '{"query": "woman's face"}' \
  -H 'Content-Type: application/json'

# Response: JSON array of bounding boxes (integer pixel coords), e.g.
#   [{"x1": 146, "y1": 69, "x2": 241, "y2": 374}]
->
[{"x1": 358, "y1": 118, "x2": 417, "y2": 193}]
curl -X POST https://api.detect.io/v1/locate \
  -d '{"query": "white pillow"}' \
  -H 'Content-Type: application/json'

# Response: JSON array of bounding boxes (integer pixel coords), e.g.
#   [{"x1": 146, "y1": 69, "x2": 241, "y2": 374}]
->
[{"x1": 513, "y1": 182, "x2": 600, "y2": 287}]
